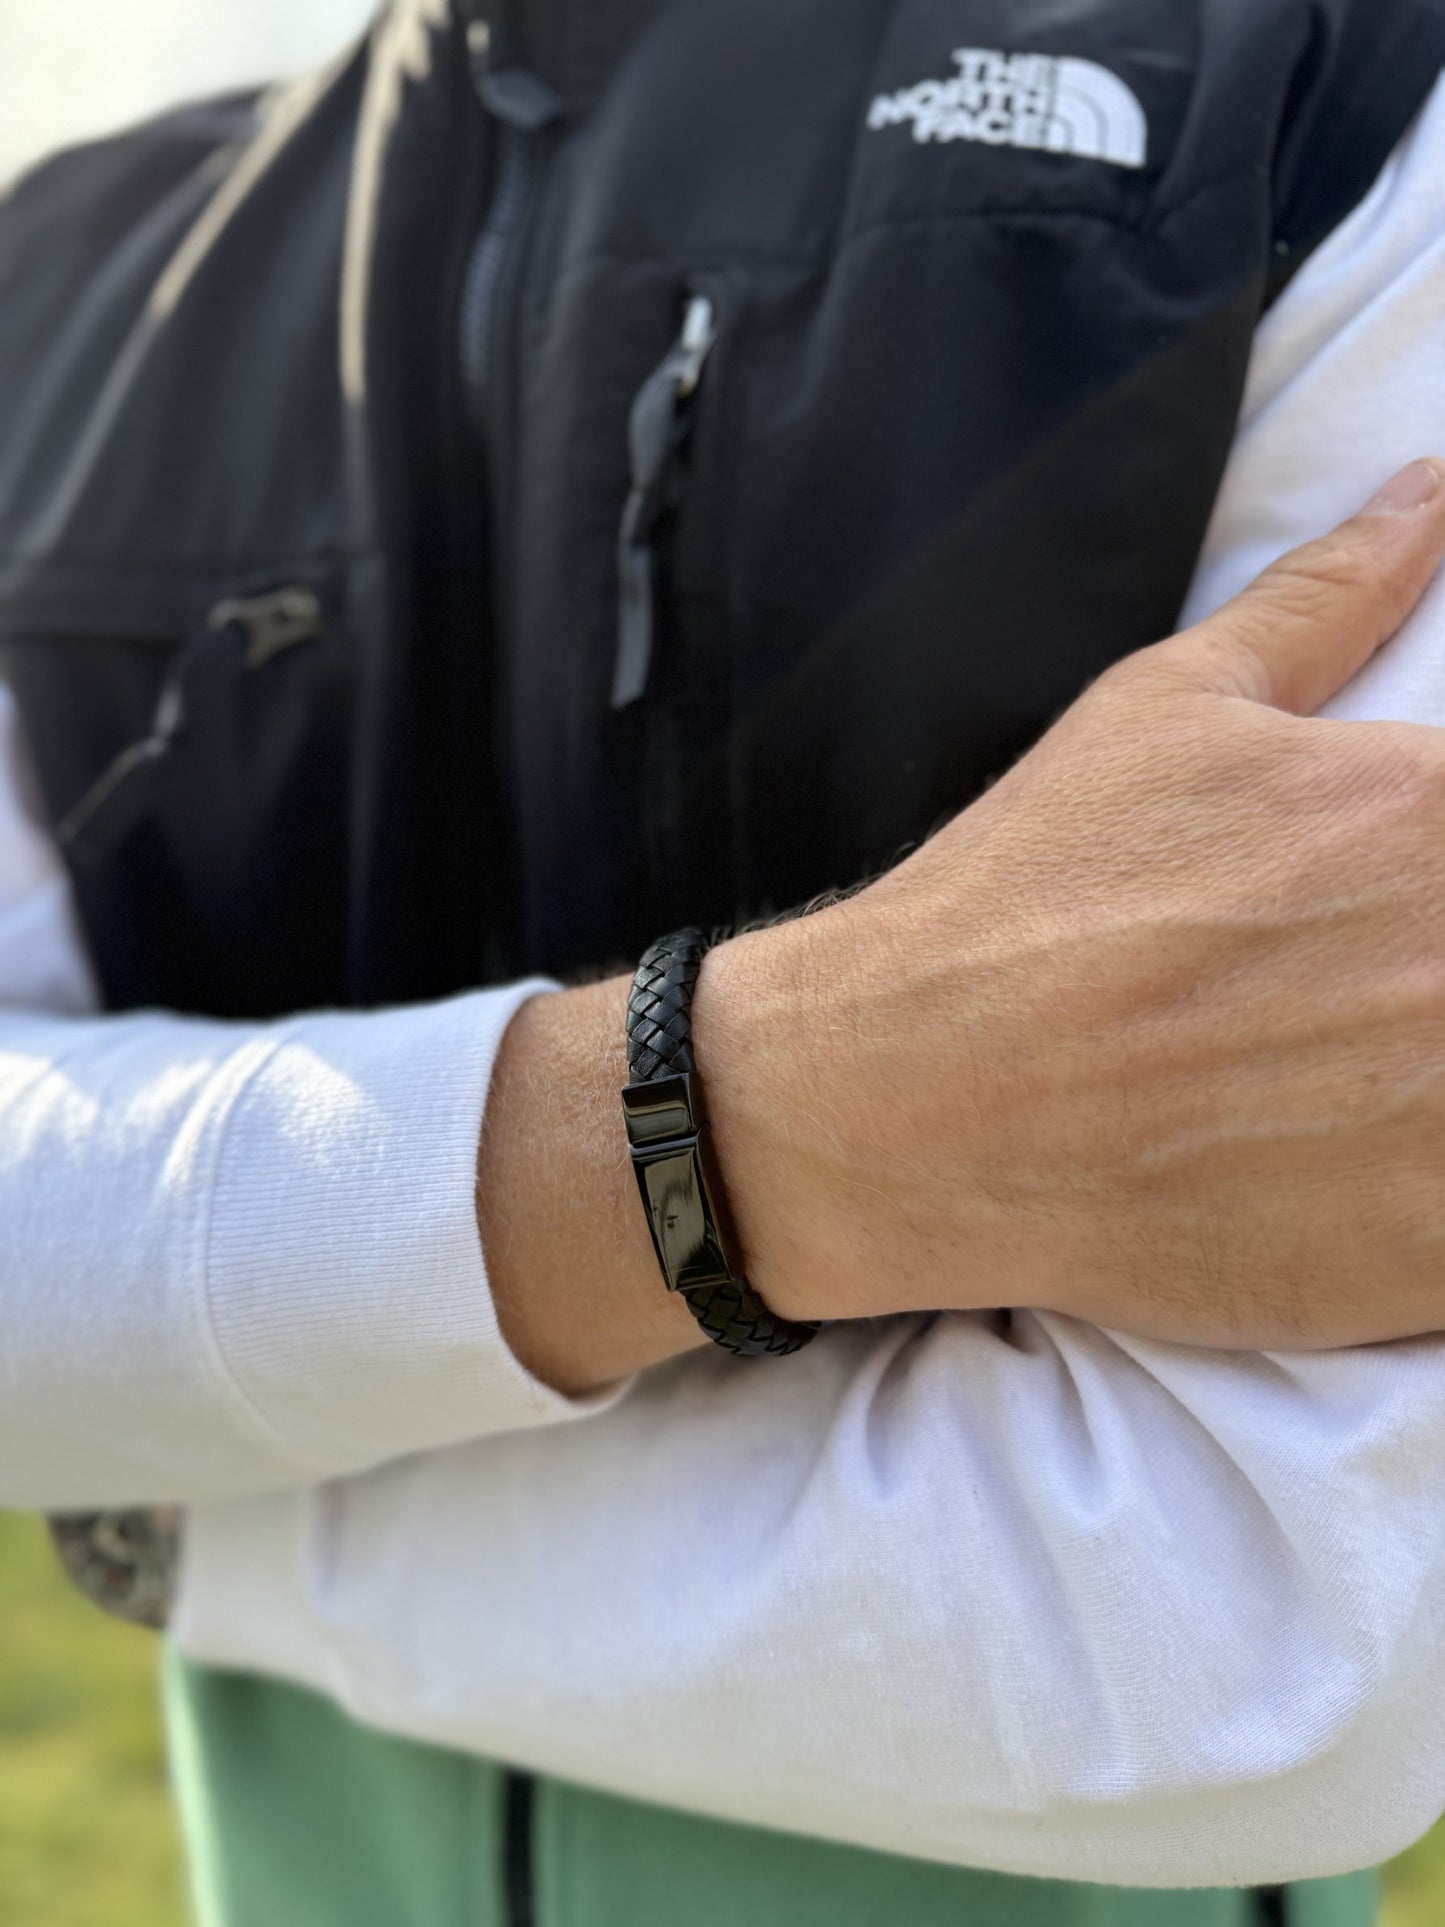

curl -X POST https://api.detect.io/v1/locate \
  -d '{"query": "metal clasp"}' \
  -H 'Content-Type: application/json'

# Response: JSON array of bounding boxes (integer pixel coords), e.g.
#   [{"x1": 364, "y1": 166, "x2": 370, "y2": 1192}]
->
[{"x1": 621, "y1": 1074, "x2": 733, "y2": 1294}]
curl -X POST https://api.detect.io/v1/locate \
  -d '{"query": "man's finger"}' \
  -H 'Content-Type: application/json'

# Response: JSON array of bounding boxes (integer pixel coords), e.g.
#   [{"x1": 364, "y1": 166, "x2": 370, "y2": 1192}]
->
[{"x1": 1141, "y1": 458, "x2": 1445, "y2": 714}]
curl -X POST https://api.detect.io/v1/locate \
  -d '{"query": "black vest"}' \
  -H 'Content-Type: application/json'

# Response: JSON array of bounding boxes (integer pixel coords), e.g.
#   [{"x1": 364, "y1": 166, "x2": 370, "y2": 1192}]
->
[{"x1": 0, "y1": 0, "x2": 1441, "y2": 1013}]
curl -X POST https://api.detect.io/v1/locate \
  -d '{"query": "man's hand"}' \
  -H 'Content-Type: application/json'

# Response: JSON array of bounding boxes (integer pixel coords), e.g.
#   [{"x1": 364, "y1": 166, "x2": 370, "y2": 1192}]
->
[
  {"x1": 701, "y1": 459, "x2": 1445, "y2": 1349},
  {"x1": 487, "y1": 460, "x2": 1445, "y2": 1390}
]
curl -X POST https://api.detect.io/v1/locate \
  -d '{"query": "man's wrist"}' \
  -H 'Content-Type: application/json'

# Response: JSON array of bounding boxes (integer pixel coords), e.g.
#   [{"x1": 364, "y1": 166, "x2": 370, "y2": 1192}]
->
[
  {"x1": 697, "y1": 900, "x2": 1024, "y2": 1328},
  {"x1": 693, "y1": 913, "x2": 909, "y2": 1325},
  {"x1": 479, "y1": 976, "x2": 707, "y2": 1396},
  {"x1": 481, "y1": 899, "x2": 983, "y2": 1401}
]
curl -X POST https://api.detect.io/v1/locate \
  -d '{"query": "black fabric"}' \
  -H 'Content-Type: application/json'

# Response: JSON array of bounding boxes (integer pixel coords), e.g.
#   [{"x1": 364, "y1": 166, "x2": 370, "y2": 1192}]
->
[{"x1": 0, "y1": 0, "x2": 1441, "y2": 1026}]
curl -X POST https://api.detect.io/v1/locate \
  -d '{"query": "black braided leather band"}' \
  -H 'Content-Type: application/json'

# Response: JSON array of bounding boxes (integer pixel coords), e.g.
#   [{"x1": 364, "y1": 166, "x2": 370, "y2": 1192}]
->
[{"x1": 623, "y1": 929, "x2": 820, "y2": 1359}]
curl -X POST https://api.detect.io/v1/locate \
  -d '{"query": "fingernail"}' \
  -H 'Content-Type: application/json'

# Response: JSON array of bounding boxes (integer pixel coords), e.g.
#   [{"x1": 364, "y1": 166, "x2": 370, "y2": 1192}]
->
[{"x1": 1362, "y1": 459, "x2": 1444, "y2": 516}]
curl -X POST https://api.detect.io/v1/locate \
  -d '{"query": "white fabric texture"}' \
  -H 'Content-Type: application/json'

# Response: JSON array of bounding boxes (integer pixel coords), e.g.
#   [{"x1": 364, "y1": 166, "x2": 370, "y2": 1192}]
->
[
  {"x1": 0, "y1": 686, "x2": 603, "y2": 1504},
  {"x1": 4, "y1": 74, "x2": 1445, "y2": 1890}
]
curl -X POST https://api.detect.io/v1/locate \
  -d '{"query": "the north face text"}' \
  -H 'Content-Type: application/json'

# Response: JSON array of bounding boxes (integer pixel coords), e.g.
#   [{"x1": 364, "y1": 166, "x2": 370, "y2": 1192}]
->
[{"x1": 867, "y1": 48, "x2": 1147, "y2": 168}]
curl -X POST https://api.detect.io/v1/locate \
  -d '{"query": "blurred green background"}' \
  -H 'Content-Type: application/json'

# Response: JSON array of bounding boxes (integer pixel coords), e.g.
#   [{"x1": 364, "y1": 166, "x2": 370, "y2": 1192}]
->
[
  {"x1": 0, "y1": 1508, "x2": 1442, "y2": 1925},
  {"x1": 0, "y1": 1515, "x2": 185, "y2": 1927}
]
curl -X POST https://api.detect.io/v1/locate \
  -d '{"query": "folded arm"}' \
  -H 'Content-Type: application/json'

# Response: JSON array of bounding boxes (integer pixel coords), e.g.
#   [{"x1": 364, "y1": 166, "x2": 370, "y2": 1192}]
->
[
  {"x1": 0, "y1": 683, "x2": 615, "y2": 1506},
  {"x1": 175, "y1": 1308, "x2": 1445, "y2": 1888},
  {"x1": 175, "y1": 103, "x2": 1445, "y2": 1887},
  {"x1": 10, "y1": 80, "x2": 1445, "y2": 1887}
]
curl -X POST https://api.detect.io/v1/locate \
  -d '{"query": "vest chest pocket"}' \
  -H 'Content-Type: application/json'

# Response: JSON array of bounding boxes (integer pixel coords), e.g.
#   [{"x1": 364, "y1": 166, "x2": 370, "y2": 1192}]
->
[
  {"x1": 54, "y1": 585, "x2": 326, "y2": 863},
  {"x1": 502, "y1": 255, "x2": 760, "y2": 966},
  {"x1": 0, "y1": 564, "x2": 354, "y2": 1017}
]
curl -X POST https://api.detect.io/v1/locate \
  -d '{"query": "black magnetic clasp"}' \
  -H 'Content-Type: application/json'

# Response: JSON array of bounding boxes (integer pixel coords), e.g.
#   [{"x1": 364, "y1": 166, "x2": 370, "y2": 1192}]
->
[
  {"x1": 621, "y1": 1076, "x2": 734, "y2": 1294},
  {"x1": 621, "y1": 1071, "x2": 696, "y2": 1148},
  {"x1": 622, "y1": 930, "x2": 821, "y2": 1358}
]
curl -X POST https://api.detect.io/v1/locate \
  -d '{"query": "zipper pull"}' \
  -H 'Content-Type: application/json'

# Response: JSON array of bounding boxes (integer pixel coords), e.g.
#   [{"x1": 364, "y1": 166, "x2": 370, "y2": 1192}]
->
[
  {"x1": 58, "y1": 585, "x2": 324, "y2": 861},
  {"x1": 611, "y1": 295, "x2": 718, "y2": 709},
  {"x1": 207, "y1": 584, "x2": 323, "y2": 669},
  {"x1": 477, "y1": 63, "x2": 564, "y2": 132}
]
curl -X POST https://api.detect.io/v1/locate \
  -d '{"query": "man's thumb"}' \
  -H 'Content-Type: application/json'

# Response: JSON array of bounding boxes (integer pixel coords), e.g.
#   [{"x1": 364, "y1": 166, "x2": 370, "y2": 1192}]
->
[{"x1": 1143, "y1": 459, "x2": 1445, "y2": 714}]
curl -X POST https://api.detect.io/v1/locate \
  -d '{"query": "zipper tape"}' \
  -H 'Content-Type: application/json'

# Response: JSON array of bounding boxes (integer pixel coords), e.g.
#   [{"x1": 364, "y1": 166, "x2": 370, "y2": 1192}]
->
[{"x1": 611, "y1": 294, "x2": 718, "y2": 708}]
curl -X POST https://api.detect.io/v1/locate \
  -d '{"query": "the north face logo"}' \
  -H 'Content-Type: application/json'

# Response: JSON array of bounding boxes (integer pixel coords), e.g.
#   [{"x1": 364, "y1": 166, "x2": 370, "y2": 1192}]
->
[{"x1": 867, "y1": 48, "x2": 1146, "y2": 169}]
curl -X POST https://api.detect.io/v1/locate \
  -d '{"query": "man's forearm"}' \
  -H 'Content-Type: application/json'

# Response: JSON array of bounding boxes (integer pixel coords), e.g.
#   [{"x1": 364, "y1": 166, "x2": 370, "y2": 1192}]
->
[
  {"x1": 0, "y1": 983, "x2": 591, "y2": 1509},
  {"x1": 9, "y1": 469, "x2": 1445, "y2": 1503},
  {"x1": 478, "y1": 928, "x2": 886, "y2": 1393},
  {"x1": 175, "y1": 1301, "x2": 1445, "y2": 1889},
  {"x1": 477, "y1": 973, "x2": 709, "y2": 1392},
  {"x1": 484, "y1": 464, "x2": 1445, "y2": 1387}
]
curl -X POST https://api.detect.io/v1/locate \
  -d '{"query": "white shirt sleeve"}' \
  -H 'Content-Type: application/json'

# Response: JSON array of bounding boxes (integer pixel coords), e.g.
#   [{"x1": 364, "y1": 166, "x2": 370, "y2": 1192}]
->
[
  {"x1": 0, "y1": 687, "x2": 619, "y2": 1506},
  {"x1": 171, "y1": 76, "x2": 1445, "y2": 1890}
]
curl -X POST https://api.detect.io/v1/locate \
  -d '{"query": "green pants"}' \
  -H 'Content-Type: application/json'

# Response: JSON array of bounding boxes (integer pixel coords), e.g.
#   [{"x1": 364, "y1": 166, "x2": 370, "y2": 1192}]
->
[{"x1": 165, "y1": 1657, "x2": 1376, "y2": 1927}]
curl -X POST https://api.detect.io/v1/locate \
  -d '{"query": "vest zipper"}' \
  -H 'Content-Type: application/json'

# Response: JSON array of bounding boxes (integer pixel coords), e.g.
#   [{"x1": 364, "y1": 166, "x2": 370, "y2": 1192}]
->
[
  {"x1": 456, "y1": 38, "x2": 563, "y2": 959},
  {"x1": 610, "y1": 292, "x2": 719, "y2": 708},
  {"x1": 458, "y1": 39, "x2": 563, "y2": 436},
  {"x1": 456, "y1": 40, "x2": 552, "y2": 1908}
]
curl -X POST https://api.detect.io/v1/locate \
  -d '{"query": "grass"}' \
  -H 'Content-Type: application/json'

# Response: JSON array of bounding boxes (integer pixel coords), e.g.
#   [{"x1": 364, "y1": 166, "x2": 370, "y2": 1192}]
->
[
  {"x1": 0, "y1": 1512, "x2": 186, "y2": 1927},
  {"x1": 0, "y1": 1507, "x2": 1441, "y2": 1924},
  {"x1": 1382, "y1": 1827, "x2": 1445, "y2": 1927}
]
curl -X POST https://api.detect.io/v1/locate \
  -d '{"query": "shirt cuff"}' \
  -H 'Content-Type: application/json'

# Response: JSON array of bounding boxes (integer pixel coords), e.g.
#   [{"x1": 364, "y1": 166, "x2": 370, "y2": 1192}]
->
[{"x1": 202, "y1": 980, "x2": 631, "y2": 1478}]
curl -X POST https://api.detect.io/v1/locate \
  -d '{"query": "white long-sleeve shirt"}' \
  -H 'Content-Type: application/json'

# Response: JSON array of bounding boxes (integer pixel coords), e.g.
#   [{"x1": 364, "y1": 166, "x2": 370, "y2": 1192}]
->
[{"x1": 5, "y1": 76, "x2": 1445, "y2": 1894}]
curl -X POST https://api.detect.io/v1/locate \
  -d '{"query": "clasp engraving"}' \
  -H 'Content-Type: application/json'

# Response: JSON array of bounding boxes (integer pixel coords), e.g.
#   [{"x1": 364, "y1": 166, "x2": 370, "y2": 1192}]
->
[{"x1": 621, "y1": 1075, "x2": 734, "y2": 1293}]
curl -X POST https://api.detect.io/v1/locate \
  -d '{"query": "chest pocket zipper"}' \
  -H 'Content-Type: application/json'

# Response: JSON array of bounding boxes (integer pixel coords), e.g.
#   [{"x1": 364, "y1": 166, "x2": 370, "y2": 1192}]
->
[
  {"x1": 57, "y1": 585, "x2": 324, "y2": 861},
  {"x1": 611, "y1": 292, "x2": 718, "y2": 708}
]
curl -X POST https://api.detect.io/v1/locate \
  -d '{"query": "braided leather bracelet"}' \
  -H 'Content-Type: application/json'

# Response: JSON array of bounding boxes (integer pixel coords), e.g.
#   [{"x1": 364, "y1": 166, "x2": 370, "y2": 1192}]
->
[{"x1": 623, "y1": 929, "x2": 820, "y2": 1358}]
